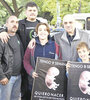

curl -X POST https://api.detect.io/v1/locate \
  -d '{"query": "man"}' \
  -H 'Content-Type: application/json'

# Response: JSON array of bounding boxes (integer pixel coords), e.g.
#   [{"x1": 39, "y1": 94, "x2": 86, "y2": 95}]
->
[
  {"x1": 0, "y1": 2, "x2": 40, "y2": 100},
  {"x1": 54, "y1": 14, "x2": 90, "y2": 99},
  {"x1": 0, "y1": 15, "x2": 24, "y2": 100},
  {"x1": 54, "y1": 14, "x2": 90, "y2": 61},
  {"x1": 17, "y1": 1, "x2": 40, "y2": 51},
  {"x1": 18, "y1": 2, "x2": 40, "y2": 100}
]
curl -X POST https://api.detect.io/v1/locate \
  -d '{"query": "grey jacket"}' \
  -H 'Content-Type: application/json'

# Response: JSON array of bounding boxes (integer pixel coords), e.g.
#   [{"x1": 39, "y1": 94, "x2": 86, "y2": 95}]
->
[{"x1": 54, "y1": 28, "x2": 90, "y2": 61}]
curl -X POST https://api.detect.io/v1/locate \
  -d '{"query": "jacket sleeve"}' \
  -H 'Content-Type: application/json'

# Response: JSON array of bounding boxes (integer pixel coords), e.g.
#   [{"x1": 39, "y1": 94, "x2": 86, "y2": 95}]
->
[
  {"x1": 23, "y1": 47, "x2": 34, "y2": 76},
  {"x1": 0, "y1": 43, "x2": 7, "y2": 80},
  {"x1": 55, "y1": 42, "x2": 62, "y2": 60}
]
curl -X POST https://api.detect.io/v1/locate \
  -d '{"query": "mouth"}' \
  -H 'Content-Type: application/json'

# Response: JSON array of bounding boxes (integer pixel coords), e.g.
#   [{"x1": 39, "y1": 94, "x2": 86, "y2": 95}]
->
[
  {"x1": 80, "y1": 55, "x2": 85, "y2": 58},
  {"x1": 13, "y1": 27, "x2": 17, "y2": 29},
  {"x1": 30, "y1": 14, "x2": 35, "y2": 16}
]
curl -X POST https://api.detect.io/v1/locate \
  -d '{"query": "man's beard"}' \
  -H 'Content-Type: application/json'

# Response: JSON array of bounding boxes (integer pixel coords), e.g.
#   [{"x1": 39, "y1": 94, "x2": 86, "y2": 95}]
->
[{"x1": 9, "y1": 28, "x2": 18, "y2": 33}]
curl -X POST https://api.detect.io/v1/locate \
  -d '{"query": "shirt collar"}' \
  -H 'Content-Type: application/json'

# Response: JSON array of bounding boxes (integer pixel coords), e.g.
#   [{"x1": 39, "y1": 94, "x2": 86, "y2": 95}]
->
[{"x1": 67, "y1": 28, "x2": 76, "y2": 42}]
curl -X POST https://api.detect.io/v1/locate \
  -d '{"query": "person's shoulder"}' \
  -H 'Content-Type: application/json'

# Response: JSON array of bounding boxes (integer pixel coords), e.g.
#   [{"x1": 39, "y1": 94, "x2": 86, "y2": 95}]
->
[
  {"x1": 54, "y1": 31, "x2": 64, "y2": 38},
  {"x1": 77, "y1": 28, "x2": 90, "y2": 38},
  {"x1": 77, "y1": 58, "x2": 82, "y2": 62},
  {"x1": 16, "y1": 34, "x2": 20, "y2": 40},
  {"x1": 36, "y1": 19, "x2": 40, "y2": 23},
  {"x1": 77, "y1": 28, "x2": 89, "y2": 35},
  {"x1": 19, "y1": 18, "x2": 26, "y2": 24}
]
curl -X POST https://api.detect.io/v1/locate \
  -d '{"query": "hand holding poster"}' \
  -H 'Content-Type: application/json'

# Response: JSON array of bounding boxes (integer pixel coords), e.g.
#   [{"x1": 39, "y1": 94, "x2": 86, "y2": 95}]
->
[
  {"x1": 31, "y1": 57, "x2": 67, "y2": 100},
  {"x1": 67, "y1": 62, "x2": 90, "y2": 100}
]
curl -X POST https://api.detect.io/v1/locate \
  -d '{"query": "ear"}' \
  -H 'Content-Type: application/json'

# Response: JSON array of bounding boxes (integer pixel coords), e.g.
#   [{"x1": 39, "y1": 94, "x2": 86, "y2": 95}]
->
[{"x1": 87, "y1": 49, "x2": 90, "y2": 55}]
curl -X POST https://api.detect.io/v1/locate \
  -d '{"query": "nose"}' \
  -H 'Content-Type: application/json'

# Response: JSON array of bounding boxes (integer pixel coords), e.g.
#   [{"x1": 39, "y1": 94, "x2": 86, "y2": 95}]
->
[
  {"x1": 80, "y1": 52, "x2": 83, "y2": 56},
  {"x1": 67, "y1": 22, "x2": 71, "y2": 26}
]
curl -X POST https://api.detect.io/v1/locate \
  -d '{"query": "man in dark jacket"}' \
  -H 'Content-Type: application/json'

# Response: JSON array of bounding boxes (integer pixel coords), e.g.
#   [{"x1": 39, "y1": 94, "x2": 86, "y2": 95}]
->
[
  {"x1": 17, "y1": 2, "x2": 40, "y2": 100},
  {"x1": 0, "y1": 15, "x2": 24, "y2": 100},
  {"x1": 0, "y1": 2, "x2": 40, "y2": 100},
  {"x1": 17, "y1": 2, "x2": 40, "y2": 51}
]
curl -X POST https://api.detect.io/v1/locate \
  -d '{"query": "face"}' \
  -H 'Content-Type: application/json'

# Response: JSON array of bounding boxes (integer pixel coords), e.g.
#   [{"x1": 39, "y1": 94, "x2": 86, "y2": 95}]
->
[
  {"x1": 6, "y1": 16, "x2": 18, "y2": 34},
  {"x1": 26, "y1": 6, "x2": 38, "y2": 21},
  {"x1": 63, "y1": 15, "x2": 75, "y2": 35},
  {"x1": 37, "y1": 25, "x2": 49, "y2": 40},
  {"x1": 77, "y1": 47, "x2": 89, "y2": 61}
]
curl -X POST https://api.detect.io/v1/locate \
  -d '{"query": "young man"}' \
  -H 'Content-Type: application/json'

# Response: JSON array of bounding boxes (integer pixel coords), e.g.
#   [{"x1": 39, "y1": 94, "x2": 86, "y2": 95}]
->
[
  {"x1": 66, "y1": 42, "x2": 90, "y2": 72},
  {"x1": 18, "y1": 2, "x2": 40, "y2": 51},
  {"x1": 0, "y1": 15, "x2": 24, "y2": 100},
  {"x1": 17, "y1": 2, "x2": 40, "y2": 100}
]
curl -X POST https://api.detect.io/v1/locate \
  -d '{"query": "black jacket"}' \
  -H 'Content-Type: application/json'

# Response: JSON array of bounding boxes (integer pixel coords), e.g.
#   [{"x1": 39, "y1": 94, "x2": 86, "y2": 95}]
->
[
  {"x1": 0, "y1": 34, "x2": 24, "y2": 80},
  {"x1": 17, "y1": 18, "x2": 40, "y2": 51}
]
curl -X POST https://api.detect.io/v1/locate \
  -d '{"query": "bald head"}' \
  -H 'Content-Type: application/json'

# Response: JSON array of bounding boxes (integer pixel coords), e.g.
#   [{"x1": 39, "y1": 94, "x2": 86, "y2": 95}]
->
[
  {"x1": 6, "y1": 15, "x2": 18, "y2": 23},
  {"x1": 63, "y1": 14, "x2": 76, "y2": 35},
  {"x1": 63, "y1": 14, "x2": 75, "y2": 24}
]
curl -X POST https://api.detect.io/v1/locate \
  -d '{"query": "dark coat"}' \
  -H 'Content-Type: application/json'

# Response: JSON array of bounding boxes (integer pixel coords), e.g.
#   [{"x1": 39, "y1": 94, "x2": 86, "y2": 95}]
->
[
  {"x1": 0, "y1": 34, "x2": 24, "y2": 80},
  {"x1": 17, "y1": 18, "x2": 40, "y2": 51}
]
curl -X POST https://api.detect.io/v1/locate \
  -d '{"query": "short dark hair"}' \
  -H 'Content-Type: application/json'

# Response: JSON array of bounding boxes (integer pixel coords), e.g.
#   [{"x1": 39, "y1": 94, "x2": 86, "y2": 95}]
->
[
  {"x1": 25, "y1": 2, "x2": 38, "y2": 9},
  {"x1": 35, "y1": 23, "x2": 50, "y2": 34}
]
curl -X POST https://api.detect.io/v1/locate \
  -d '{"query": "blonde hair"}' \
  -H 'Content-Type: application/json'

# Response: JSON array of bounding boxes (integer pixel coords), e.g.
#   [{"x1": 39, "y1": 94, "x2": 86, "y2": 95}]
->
[{"x1": 77, "y1": 42, "x2": 89, "y2": 51}]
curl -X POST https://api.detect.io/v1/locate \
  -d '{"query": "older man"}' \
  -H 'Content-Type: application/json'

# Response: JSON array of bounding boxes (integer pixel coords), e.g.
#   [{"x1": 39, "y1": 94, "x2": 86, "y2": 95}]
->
[
  {"x1": 54, "y1": 14, "x2": 90, "y2": 61},
  {"x1": 0, "y1": 15, "x2": 24, "y2": 100}
]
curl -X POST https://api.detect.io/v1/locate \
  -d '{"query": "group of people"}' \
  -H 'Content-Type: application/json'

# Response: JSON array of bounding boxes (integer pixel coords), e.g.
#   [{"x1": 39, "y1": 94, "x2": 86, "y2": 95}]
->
[{"x1": 0, "y1": 1, "x2": 90, "y2": 100}]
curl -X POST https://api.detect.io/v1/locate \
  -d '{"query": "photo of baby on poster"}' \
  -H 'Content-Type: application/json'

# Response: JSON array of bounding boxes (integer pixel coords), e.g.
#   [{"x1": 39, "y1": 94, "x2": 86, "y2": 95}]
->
[
  {"x1": 31, "y1": 57, "x2": 67, "y2": 100},
  {"x1": 67, "y1": 62, "x2": 90, "y2": 100}
]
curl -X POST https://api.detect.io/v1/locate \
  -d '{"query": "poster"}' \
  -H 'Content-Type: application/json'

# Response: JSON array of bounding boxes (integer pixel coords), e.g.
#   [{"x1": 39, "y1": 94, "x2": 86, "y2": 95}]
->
[
  {"x1": 31, "y1": 57, "x2": 67, "y2": 100},
  {"x1": 67, "y1": 62, "x2": 90, "y2": 100}
]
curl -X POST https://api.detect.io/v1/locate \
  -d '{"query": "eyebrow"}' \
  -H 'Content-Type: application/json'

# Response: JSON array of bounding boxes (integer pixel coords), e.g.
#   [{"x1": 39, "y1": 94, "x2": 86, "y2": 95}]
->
[{"x1": 64, "y1": 21, "x2": 73, "y2": 24}]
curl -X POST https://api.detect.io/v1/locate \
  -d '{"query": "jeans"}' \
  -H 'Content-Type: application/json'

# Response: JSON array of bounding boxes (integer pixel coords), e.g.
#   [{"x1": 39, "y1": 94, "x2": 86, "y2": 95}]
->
[{"x1": 0, "y1": 75, "x2": 21, "y2": 100}]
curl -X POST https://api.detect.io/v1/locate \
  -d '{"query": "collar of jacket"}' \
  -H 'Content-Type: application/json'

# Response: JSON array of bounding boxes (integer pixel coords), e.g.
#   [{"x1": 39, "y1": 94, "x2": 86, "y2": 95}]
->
[
  {"x1": 61, "y1": 28, "x2": 80, "y2": 43},
  {"x1": 19, "y1": 18, "x2": 40, "y2": 25}
]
